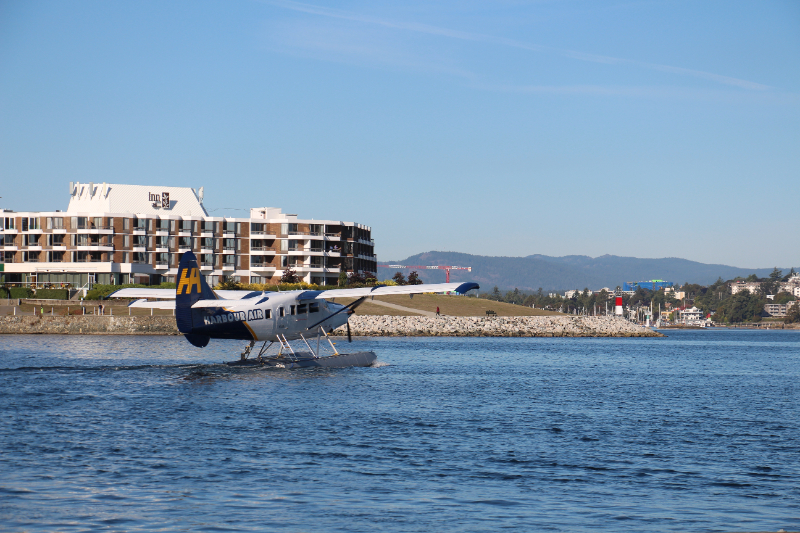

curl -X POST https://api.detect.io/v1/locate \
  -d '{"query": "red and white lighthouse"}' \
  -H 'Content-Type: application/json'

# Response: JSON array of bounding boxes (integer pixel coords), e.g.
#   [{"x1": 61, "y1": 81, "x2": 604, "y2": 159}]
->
[{"x1": 615, "y1": 296, "x2": 623, "y2": 316}]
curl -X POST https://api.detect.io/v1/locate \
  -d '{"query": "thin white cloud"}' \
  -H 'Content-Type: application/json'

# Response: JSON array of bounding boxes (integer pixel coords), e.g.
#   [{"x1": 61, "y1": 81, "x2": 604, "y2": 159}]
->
[{"x1": 264, "y1": 0, "x2": 771, "y2": 91}]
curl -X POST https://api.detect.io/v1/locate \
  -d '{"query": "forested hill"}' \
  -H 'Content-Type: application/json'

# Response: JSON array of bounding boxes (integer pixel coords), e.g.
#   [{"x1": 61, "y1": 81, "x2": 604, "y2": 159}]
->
[{"x1": 377, "y1": 252, "x2": 788, "y2": 291}]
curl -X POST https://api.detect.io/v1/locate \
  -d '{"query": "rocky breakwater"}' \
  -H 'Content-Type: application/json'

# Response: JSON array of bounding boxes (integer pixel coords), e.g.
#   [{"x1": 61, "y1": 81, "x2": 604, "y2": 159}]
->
[
  {"x1": 337, "y1": 315, "x2": 664, "y2": 337},
  {"x1": 0, "y1": 316, "x2": 180, "y2": 335}
]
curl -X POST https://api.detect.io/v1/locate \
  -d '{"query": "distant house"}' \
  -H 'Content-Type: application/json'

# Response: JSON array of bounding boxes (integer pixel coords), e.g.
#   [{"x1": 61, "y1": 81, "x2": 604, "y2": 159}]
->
[
  {"x1": 564, "y1": 289, "x2": 592, "y2": 299},
  {"x1": 730, "y1": 281, "x2": 761, "y2": 295},
  {"x1": 779, "y1": 274, "x2": 800, "y2": 298},
  {"x1": 679, "y1": 306, "x2": 703, "y2": 322},
  {"x1": 764, "y1": 301, "x2": 798, "y2": 317}
]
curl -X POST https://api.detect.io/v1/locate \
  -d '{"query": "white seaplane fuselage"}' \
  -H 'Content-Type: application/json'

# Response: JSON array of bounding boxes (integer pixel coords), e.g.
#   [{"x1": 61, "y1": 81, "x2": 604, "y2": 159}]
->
[{"x1": 196, "y1": 291, "x2": 352, "y2": 342}]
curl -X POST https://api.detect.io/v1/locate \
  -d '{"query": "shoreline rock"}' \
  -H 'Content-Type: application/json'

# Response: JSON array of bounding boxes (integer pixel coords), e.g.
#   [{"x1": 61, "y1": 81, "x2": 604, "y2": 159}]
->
[
  {"x1": 0, "y1": 316, "x2": 180, "y2": 335},
  {"x1": 336, "y1": 316, "x2": 664, "y2": 338},
  {"x1": 0, "y1": 315, "x2": 663, "y2": 337}
]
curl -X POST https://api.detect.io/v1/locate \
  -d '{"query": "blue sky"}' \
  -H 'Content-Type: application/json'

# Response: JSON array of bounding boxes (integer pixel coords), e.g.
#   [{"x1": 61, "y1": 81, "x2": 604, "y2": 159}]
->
[{"x1": 1, "y1": 0, "x2": 798, "y2": 268}]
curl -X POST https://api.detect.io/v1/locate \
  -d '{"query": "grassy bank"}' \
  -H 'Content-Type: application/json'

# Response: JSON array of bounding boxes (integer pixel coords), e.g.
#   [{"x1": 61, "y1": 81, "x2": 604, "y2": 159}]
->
[{"x1": 333, "y1": 294, "x2": 563, "y2": 317}]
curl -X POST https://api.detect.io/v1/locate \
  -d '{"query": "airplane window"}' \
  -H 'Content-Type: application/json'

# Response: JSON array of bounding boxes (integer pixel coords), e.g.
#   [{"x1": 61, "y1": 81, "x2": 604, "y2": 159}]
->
[
  {"x1": 265, "y1": 309, "x2": 271, "y2": 319},
  {"x1": 297, "y1": 304, "x2": 307, "y2": 314},
  {"x1": 279, "y1": 307, "x2": 284, "y2": 317},
  {"x1": 309, "y1": 303, "x2": 320, "y2": 313},
  {"x1": 290, "y1": 305, "x2": 296, "y2": 315}
]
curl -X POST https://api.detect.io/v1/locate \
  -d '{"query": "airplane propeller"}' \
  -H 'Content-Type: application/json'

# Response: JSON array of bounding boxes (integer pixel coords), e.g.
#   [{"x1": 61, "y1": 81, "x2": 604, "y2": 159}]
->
[{"x1": 306, "y1": 296, "x2": 366, "y2": 333}]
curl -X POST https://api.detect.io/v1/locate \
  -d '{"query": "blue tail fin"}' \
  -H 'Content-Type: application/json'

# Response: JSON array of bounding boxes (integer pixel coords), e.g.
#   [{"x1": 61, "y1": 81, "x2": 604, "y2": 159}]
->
[{"x1": 175, "y1": 251, "x2": 216, "y2": 346}]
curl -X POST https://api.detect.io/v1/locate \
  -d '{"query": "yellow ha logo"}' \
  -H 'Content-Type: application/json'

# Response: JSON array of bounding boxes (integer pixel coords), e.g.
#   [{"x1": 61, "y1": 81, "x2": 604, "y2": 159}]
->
[{"x1": 177, "y1": 268, "x2": 201, "y2": 295}]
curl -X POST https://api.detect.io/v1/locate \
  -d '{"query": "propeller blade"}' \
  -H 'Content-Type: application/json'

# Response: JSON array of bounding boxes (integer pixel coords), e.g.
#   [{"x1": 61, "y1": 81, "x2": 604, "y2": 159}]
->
[{"x1": 347, "y1": 321, "x2": 352, "y2": 342}]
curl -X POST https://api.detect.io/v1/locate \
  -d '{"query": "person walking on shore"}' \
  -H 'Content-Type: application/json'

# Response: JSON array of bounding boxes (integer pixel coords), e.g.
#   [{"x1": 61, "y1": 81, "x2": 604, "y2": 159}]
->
[{"x1": 436, "y1": 306, "x2": 440, "y2": 316}]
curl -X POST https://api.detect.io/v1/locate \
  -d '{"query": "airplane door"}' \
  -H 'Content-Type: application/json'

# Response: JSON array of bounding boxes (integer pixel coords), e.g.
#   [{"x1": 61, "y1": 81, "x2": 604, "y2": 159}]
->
[{"x1": 277, "y1": 306, "x2": 288, "y2": 330}]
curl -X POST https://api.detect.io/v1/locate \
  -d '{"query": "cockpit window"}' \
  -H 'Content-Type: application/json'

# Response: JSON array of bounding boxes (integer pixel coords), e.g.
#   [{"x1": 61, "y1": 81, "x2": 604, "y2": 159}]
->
[
  {"x1": 297, "y1": 303, "x2": 307, "y2": 314},
  {"x1": 265, "y1": 309, "x2": 272, "y2": 319},
  {"x1": 309, "y1": 303, "x2": 320, "y2": 313}
]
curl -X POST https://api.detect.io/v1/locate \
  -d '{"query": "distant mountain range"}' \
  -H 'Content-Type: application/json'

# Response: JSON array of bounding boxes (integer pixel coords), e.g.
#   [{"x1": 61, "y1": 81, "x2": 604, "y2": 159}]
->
[{"x1": 377, "y1": 252, "x2": 793, "y2": 292}]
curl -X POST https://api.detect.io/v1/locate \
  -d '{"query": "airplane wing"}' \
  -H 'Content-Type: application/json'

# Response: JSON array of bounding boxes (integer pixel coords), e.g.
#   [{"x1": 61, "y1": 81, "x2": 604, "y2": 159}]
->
[{"x1": 298, "y1": 282, "x2": 480, "y2": 300}]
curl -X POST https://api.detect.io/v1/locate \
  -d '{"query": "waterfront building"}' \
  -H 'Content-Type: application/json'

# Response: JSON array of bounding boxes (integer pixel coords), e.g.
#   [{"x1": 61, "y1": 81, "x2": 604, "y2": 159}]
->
[
  {"x1": 0, "y1": 182, "x2": 376, "y2": 288},
  {"x1": 678, "y1": 306, "x2": 703, "y2": 323},
  {"x1": 763, "y1": 302, "x2": 797, "y2": 318}
]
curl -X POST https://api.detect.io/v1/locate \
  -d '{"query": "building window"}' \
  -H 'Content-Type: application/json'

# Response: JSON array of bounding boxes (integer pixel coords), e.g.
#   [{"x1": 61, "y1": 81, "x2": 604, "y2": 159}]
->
[{"x1": 47, "y1": 217, "x2": 64, "y2": 229}]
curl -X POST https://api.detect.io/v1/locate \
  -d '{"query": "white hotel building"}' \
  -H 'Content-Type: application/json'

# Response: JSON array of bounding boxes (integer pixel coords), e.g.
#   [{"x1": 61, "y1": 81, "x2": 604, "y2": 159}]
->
[{"x1": 0, "y1": 183, "x2": 376, "y2": 288}]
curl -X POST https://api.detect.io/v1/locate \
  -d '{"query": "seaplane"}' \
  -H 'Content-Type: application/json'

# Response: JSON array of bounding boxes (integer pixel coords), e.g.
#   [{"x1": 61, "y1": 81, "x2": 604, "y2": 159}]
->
[{"x1": 108, "y1": 251, "x2": 479, "y2": 368}]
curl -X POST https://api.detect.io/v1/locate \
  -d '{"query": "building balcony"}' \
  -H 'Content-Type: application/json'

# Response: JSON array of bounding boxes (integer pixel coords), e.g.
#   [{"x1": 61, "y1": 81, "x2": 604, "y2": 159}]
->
[
  {"x1": 155, "y1": 261, "x2": 169, "y2": 269},
  {"x1": 323, "y1": 233, "x2": 340, "y2": 240},
  {"x1": 249, "y1": 247, "x2": 276, "y2": 253},
  {"x1": 75, "y1": 245, "x2": 114, "y2": 251},
  {"x1": 23, "y1": 245, "x2": 43, "y2": 251},
  {"x1": 250, "y1": 231, "x2": 277, "y2": 238},
  {"x1": 221, "y1": 263, "x2": 235, "y2": 270},
  {"x1": 200, "y1": 232, "x2": 213, "y2": 238},
  {"x1": 250, "y1": 264, "x2": 276, "y2": 270},
  {"x1": 222, "y1": 249, "x2": 235, "y2": 255}
]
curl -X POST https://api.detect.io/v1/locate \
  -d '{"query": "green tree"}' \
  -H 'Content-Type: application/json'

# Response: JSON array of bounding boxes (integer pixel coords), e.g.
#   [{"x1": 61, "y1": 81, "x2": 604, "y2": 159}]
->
[
  {"x1": 761, "y1": 267, "x2": 783, "y2": 295},
  {"x1": 407, "y1": 271, "x2": 423, "y2": 285},
  {"x1": 280, "y1": 268, "x2": 299, "y2": 284},
  {"x1": 392, "y1": 272, "x2": 406, "y2": 285},
  {"x1": 773, "y1": 292, "x2": 796, "y2": 305},
  {"x1": 488, "y1": 286, "x2": 501, "y2": 300},
  {"x1": 784, "y1": 303, "x2": 800, "y2": 324},
  {"x1": 719, "y1": 291, "x2": 766, "y2": 323},
  {"x1": 216, "y1": 276, "x2": 242, "y2": 290},
  {"x1": 338, "y1": 270, "x2": 348, "y2": 287}
]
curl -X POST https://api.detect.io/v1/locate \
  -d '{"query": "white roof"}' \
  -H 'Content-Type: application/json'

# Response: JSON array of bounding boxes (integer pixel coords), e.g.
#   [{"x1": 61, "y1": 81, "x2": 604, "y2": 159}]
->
[{"x1": 66, "y1": 182, "x2": 208, "y2": 217}]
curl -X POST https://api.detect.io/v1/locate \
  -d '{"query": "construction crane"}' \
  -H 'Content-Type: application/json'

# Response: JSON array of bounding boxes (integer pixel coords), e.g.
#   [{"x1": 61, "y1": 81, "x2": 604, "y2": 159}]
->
[{"x1": 378, "y1": 264, "x2": 472, "y2": 283}]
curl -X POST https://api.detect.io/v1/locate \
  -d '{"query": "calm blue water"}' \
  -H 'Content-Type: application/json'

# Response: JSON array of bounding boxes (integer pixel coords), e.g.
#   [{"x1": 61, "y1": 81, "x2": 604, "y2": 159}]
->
[{"x1": 1, "y1": 330, "x2": 799, "y2": 532}]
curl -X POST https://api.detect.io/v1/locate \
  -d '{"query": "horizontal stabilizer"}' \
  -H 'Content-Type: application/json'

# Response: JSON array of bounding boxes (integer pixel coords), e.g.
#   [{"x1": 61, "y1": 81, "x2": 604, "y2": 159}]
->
[
  {"x1": 107, "y1": 288, "x2": 261, "y2": 301},
  {"x1": 128, "y1": 299, "x2": 176, "y2": 310},
  {"x1": 190, "y1": 299, "x2": 256, "y2": 309}
]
